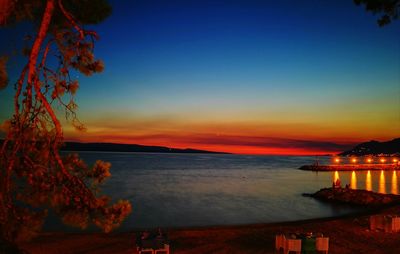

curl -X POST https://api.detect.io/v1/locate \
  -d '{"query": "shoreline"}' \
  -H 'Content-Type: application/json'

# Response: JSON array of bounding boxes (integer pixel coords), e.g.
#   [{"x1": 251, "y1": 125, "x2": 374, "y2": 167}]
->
[
  {"x1": 156, "y1": 203, "x2": 395, "y2": 231},
  {"x1": 22, "y1": 205, "x2": 400, "y2": 254}
]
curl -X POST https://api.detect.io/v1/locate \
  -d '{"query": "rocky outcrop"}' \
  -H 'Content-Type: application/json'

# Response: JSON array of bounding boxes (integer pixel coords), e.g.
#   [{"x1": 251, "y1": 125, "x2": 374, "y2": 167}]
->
[{"x1": 307, "y1": 187, "x2": 400, "y2": 206}]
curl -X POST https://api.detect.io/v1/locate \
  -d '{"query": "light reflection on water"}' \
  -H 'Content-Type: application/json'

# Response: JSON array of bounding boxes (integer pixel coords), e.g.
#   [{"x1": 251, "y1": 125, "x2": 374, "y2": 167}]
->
[
  {"x1": 333, "y1": 171, "x2": 340, "y2": 183},
  {"x1": 366, "y1": 170, "x2": 372, "y2": 191},
  {"x1": 392, "y1": 171, "x2": 398, "y2": 195},
  {"x1": 332, "y1": 170, "x2": 399, "y2": 194},
  {"x1": 379, "y1": 170, "x2": 386, "y2": 194},
  {"x1": 351, "y1": 171, "x2": 357, "y2": 189},
  {"x1": 47, "y1": 153, "x2": 400, "y2": 231}
]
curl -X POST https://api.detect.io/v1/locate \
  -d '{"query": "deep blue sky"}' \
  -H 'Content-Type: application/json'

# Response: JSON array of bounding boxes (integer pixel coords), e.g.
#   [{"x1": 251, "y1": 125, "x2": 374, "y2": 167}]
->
[
  {"x1": 77, "y1": 0, "x2": 399, "y2": 114},
  {"x1": 1, "y1": 0, "x2": 399, "y2": 154}
]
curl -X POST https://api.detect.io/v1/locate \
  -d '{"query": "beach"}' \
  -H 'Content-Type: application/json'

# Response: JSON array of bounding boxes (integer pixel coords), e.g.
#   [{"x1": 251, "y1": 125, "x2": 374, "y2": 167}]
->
[
  {"x1": 22, "y1": 205, "x2": 400, "y2": 254},
  {"x1": 2, "y1": 0, "x2": 399, "y2": 253},
  {"x1": 18, "y1": 154, "x2": 400, "y2": 253}
]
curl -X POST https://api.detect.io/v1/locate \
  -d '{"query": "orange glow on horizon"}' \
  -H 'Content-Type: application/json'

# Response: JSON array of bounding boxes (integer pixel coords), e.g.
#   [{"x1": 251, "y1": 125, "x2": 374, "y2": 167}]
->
[
  {"x1": 63, "y1": 123, "x2": 397, "y2": 156},
  {"x1": 204, "y1": 145, "x2": 339, "y2": 155},
  {"x1": 64, "y1": 137, "x2": 342, "y2": 155}
]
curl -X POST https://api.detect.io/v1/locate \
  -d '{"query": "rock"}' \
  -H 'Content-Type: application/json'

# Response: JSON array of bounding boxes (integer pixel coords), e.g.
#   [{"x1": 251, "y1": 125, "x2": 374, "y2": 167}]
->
[{"x1": 309, "y1": 187, "x2": 400, "y2": 206}]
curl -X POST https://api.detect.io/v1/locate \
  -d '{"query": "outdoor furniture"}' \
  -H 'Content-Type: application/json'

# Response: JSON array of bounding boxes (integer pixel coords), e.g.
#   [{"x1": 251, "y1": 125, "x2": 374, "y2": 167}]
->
[
  {"x1": 154, "y1": 241, "x2": 170, "y2": 254},
  {"x1": 138, "y1": 249, "x2": 154, "y2": 254},
  {"x1": 301, "y1": 235, "x2": 316, "y2": 253},
  {"x1": 136, "y1": 230, "x2": 170, "y2": 254},
  {"x1": 370, "y1": 215, "x2": 381, "y2": 231},
  {"x1": 275, "y1": 233, "x2": 328, "y2": 254},
  {"x1": 316, "y1": 237, "x2": 329, "y2": 254},
  {"x1": 392, "y1": 217, "x2": 400, "y2": 232},
  {"x1": 275, "y1": 234, "x2": 285, "y2": 252},
  {"x1": 370, "y1": 215, "x2": 400, "y2": 233},
  {"x1": 283, "y1": 236, "x2": 301, "y2": 254}
]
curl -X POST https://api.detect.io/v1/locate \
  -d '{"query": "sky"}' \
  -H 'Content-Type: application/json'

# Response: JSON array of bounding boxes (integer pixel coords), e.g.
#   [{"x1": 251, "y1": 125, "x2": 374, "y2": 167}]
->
[{"x1": 0, "y1": 0, "x2": 399, "y2": 155}]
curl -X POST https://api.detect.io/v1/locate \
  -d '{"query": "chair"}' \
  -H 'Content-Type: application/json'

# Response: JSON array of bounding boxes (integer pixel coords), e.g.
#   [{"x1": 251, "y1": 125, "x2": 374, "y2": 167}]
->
[
  {"x1": 316, "y1": 237, "x2": 329, "y2": 254},
  {"x1": 283, "y1": 238, "x2": 301, "y2": 254},
  {"x1": 370, "y1": 215, "x2": 385, "y2": 231},
  {"x1": 137, "y1": 230, "x2": 170, "y2": 254},
  {"x1": 369, "y1": 215, "x2": 377, "y2": 230},
  {"x1": 383, "y1": 216, "x2": 392, "y2": 232},
  {"x1": 392, "y1": 217, "x2": 400, "y2": 232},
  {"x1": 138, "y1": 244, "x2": 169, "y2": 254},
  {"x1": 302, "y1": 237, "x2": 316, "y2": 253},
  {"x1": 154, "y1": 243, "x2": 170, "y2": 254},
  {"x1": 138, "y1": 248, "x2": 154, "y2": 254},
  {"x1": 275, "y1": 234, "x2": 285, "y2": 252}
]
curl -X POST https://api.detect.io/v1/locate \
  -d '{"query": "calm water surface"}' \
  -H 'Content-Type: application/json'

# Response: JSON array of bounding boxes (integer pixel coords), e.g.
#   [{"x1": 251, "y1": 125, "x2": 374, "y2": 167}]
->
[{"x1": 47, "y1": 153, "x2": 399, "y2": 231}]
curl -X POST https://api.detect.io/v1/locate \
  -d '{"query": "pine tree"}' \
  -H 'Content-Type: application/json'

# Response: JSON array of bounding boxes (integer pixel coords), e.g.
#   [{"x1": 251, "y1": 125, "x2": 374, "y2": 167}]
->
[{"x1": 0, "y1": 0, "x2": 131, "y2": 246}]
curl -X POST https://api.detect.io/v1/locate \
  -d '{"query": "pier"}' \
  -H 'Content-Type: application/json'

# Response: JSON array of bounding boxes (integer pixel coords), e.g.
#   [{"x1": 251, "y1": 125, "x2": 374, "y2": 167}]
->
[{"x1": 299, "y1": 164, "x2": 399, "y2": 171}]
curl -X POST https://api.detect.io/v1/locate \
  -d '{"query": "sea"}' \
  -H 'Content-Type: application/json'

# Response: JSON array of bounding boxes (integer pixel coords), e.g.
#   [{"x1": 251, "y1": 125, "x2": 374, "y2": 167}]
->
[{"x1": 45, "y1": 152, "x2": 399, "y2": 231}]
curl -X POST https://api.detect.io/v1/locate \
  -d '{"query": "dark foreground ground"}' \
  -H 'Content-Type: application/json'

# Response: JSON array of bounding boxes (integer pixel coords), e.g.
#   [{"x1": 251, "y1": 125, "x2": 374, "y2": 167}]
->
[{"x1": 21, "y1": 205, "x2": 400, "y2": 254}]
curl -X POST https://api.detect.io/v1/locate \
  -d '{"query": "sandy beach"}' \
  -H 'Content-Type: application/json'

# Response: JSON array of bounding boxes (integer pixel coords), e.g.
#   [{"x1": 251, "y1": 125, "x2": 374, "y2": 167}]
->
[{"x1": 21, "y1": 205, "x2": 400, "y2": 254}]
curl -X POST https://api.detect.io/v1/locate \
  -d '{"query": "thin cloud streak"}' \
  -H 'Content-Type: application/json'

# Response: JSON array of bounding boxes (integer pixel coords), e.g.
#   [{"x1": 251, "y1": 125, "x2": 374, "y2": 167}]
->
[
  {"x1": 181, "y1": 135, "x2": 356, "y2": 151},
  {"x1": 66, "y1": 129, "x2": 356, "y2": 154}
]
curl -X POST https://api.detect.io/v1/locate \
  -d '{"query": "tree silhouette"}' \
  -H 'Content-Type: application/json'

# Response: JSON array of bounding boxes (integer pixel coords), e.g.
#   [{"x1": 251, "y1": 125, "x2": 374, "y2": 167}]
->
[
  {"x1": 354, "y1": 0, "x2": 400, "y2": 26},
  {"x1": 0, "y1": 0, "x2": 131, "y2": 248}
]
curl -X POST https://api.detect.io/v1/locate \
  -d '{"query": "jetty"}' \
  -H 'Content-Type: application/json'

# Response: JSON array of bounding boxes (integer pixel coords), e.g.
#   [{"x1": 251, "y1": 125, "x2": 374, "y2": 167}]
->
[
  {"x1": 299, "y1": 164, "x2": 399, "y2": 171},
  {"x1": 305, "y1": 187, "x2": 400, "y2": 206}
]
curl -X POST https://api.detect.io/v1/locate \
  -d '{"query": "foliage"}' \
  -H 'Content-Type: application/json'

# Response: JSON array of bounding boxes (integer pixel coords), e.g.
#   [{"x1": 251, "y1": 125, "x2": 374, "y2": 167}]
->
[
  {"x1": 0, "y1": 0, "x2": 131, "y2": 244},
  {"x1": 0, "y1": 57, "x2": 8, "y2": 89},
  {"x1": 354, "y1": 0, "x2": 400, "y2": 26}
]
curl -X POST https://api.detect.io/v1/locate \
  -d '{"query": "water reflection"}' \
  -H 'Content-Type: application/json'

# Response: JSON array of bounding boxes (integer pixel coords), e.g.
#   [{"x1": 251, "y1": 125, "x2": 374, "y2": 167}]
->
[
  {"x1": 351, "y1": 171, "x2": 357, "y2": 189},
  {"x1": 366, "y1": 170, "x2": 372, "y2": 191},
  {"x1": 392, "y1": 171, "x2": 398, "y2": 195},
  {"x1": 379, "y1": 170, "x2": 386, "y2": 194},
  {"x1": 333, "y1": 171, "x2": 340, "y2": 183},
  {"x1": 343, "y1": 170, "x2": 399, "y2": 194}
]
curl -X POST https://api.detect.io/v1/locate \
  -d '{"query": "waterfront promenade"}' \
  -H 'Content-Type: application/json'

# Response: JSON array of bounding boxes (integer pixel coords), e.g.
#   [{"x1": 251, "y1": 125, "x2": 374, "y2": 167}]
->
[{"x1": 300, "y1": 164, "x2": 399, "y2": 171}]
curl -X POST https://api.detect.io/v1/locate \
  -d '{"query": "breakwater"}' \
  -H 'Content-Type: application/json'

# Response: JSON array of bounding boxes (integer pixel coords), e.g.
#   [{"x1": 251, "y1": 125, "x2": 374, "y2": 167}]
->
[{"x1": 299, "y1": 164, "x2": 399, "y2": 171}]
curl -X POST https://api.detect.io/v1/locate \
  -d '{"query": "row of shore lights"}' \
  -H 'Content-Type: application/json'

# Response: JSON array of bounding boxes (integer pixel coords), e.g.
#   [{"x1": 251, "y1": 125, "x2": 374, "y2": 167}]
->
[{"x1": 333, "y1": 157, "x2": 398, "y2": 164}]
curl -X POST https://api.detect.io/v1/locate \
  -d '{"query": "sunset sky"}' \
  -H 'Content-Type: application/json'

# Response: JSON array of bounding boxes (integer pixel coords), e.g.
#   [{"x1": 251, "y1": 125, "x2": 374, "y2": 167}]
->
[{"x1": 0, "y1": 0, "x2": 399, "y2": 155}]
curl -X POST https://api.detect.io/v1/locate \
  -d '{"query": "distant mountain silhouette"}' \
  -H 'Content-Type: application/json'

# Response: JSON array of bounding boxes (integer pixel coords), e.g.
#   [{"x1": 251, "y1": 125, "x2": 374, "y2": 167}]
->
[
  {"x1": 339, "y1": 138, "x2": 400, "y2": 156},
  {"x1": 0, "y1": 140, "x2": 228, "y2": 154},
  {"x1": 61, "y1": 141, "x2": 228, "y2": 154}
]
